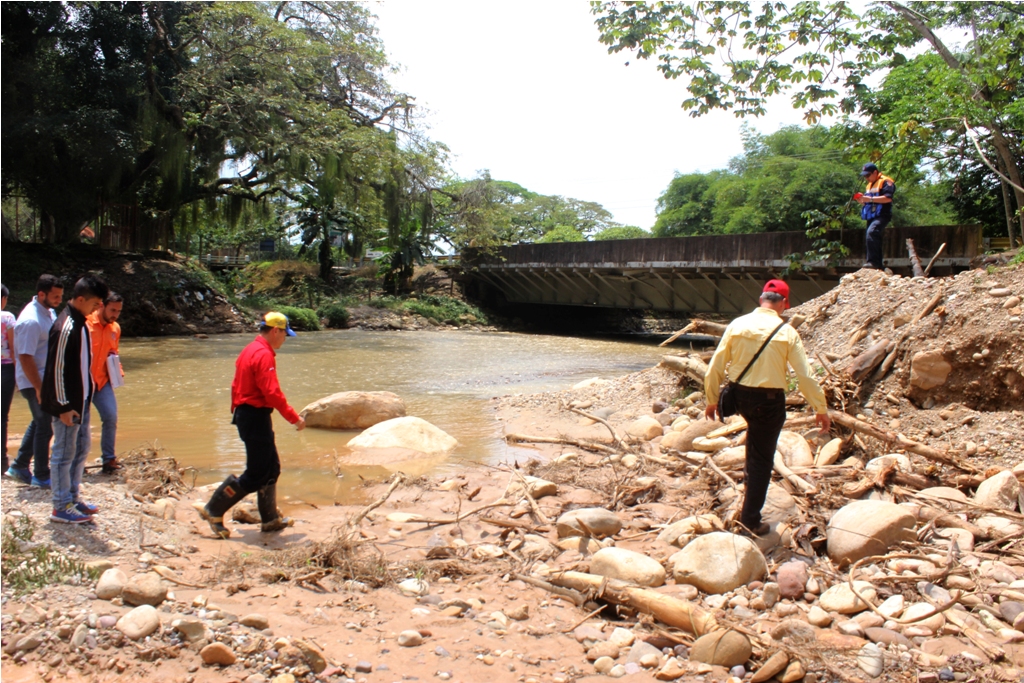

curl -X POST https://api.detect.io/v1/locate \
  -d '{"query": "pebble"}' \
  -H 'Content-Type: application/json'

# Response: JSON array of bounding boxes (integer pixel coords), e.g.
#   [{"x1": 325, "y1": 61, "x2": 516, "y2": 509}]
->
[
  {"x1": 240, "y1": 613, "x2": 270, "y2": 630},
  {"x1": 808, "y1": 605, "x2": 832, "y2": 627},
  {"x1": 200, "y1": 642, "x2": 237, "y2": 666},
  {"x1": 857, "y1": 642, "x2": 884, "y2": 678},
  {"x1": 594, "y1": 655, "x2": 616, "y2": 674},
  {"x1": 397, "y1": 630, "x2": 424, "y2": 647}
]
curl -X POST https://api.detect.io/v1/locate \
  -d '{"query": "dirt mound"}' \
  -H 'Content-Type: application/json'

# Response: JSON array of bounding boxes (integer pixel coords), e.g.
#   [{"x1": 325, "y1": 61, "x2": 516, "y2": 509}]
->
[
  {"x1": 794, "y1": 264, "x2": 1023, "y2": 412},
  {"x1": 2, "y1": 242, "x2": 250, "y2": 336}
]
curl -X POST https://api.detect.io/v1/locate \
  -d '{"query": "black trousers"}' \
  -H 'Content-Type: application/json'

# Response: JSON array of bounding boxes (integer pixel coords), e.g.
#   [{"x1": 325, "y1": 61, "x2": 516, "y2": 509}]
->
[
  {"x1": 233, "y1": 404, "x2": 280, "y2": 494},
  {"x1": 737, "y1": 385, "x2": 787, "y2": 528},
  {"x1": 865, "y1": 216, "x2": 890, "y2": 268}
]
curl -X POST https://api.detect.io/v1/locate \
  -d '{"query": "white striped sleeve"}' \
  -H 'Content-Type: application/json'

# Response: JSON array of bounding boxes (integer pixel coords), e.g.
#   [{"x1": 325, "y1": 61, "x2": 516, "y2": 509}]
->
[{"x1": 53, "y1": 317, "x2": 74, "y2": 406}]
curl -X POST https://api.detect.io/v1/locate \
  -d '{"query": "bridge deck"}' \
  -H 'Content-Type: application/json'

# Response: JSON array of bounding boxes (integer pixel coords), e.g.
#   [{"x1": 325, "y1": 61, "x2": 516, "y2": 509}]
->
[{"x1": 463, "y1": 225, "x2": 980, "y2": 314}]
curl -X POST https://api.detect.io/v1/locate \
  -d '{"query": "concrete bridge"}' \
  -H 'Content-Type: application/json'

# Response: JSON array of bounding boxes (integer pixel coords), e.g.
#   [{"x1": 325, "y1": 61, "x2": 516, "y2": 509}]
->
[{"x1": 463, "y1": 225, "x2": 980, "y2": 315}]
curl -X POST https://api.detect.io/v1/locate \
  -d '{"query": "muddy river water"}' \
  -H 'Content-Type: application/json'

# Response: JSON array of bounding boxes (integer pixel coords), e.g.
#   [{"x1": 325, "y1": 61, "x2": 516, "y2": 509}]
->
[{"x1": 8, "y1": 329, "x2": 665, "y2": 505}]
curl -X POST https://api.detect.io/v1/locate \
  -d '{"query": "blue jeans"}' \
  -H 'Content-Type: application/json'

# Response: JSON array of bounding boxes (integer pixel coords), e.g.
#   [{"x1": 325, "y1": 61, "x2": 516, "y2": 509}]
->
[
  {"x1": 2, "y1": 363, "x2": 15, "y2": 470},
  {"x1": 91, "y1": 383, "x2": 118, "y2": 463},
  {"x1": 865, "y1": 216, "x2": 890, "y2": 269},
  {"x1": 14, "y1": 388, "x2": 52, "y2": 480},
  {"x1": 50, "y1": 405, "x2": 91, "y2": 510}
]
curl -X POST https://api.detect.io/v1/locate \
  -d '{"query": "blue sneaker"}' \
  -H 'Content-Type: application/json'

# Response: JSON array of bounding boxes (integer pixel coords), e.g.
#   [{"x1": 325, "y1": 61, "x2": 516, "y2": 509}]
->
[
  {"x1": 51, "y1": 503, "x2": 93, "y2": 524},
  {"x1": 75, "y1": 501, "x2": 99, "y2": 515},
  {"x1": 4, "y1": 467, "x2": 31, "y2": 485},
  {"x1": 30, "y1": 476, "x2": 51, "y2": 489}
]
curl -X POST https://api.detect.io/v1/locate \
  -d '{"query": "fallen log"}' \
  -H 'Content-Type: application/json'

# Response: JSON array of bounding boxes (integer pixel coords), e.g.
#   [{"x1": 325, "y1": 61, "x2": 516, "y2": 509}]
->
[
  {"x1": 906, "y1": 238, "x2": 925, "y2": 277},
  {"x1": 911, "y1": 287, "x2": 944, "y2": 324},
  {"x1": 658, "y1": 355, "x2": 709, "y2": 383},
  {"x1": 549, "y1": 570, "x2": 718, "y2": 636},
  {"x1": 924, "y1": 242, "x2": 947, "y2": 277},
  {"x1": 504, "y1": 433, "x2": 619, "y2": 454},
  {"x1": 827, "y1": 411, "x2": 975, "y2": 472},
  {"x1": 847, "y1": 338, "x2": 892, "y2": 382},
  {"x1": 659, "y1": 320, "x2": 728, "y2": 347},
  {"x1": 774, "y1": 452, "x2": 817, "y2": 494}
]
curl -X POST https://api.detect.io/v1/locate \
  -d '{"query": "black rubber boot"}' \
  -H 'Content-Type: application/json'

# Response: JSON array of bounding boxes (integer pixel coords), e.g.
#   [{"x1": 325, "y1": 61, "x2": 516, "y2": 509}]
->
[
  {"x1": 257, "y1": 482, "x2": 293, "y2": 533},
  {"x1": 192, "y1": 475, "x2": 248, "y2": 539}
]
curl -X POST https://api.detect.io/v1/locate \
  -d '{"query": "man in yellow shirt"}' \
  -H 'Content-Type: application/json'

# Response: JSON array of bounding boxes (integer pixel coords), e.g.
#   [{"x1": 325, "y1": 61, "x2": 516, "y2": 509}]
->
[
  {"x1": 704, "y1": 279, "x2": 830, "y2": 536},
  {"x1": 86, "y1": 293, "x2": 123, "y2": 474}
]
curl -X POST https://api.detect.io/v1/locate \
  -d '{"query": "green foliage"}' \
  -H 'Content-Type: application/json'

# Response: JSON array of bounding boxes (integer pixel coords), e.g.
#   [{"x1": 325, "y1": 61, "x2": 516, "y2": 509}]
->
[
  {"x1": 593, "y1": 1, "x2": 1023, "y2": 241},
  {"x1": 1009, "y1": 251, "x2": 1024, "y2": 266},
  {"x1": 536, "y1": 225, "x2": 586, "y2": 243},
  {"x1": 403, "y1": 296, "x2": 488, "y2": 325},
  {"x1": 275, "y1": 306, "x2": 320, "y2": 332},
  {"x1": 786, "y1": 204, "x2": 853, "y2": 271},
  {"x1": 2, "y1": 516, "x2": 97, "y2": 595},
  {"x1": 317, "y1": 303, "x2": 350, "y2": 328},
  {"x1": 364, "y1": 294, "x2": 486, "y2": 324},
  {"x1": 654, "y1": 126, "x2": 864, "y2": 236},
  {"x1": 593, "y1": 226, "x2": 650, "y2": 240},
  {"x1": 434, "y1": 171, "x2": 620, "y2": 249}
]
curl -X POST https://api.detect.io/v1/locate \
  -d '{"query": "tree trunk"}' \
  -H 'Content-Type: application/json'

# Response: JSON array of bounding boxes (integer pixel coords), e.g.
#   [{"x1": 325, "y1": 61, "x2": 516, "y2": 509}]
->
[
  {"x1": 988, "y1": 125, "x2": 1024, "y2": 240},
  {"x1": 1000, "y1": 176, "x2": 1019, "y2": 249},
  {"x1": 318, "y1": 228, "x2": 333, "y2": 282}
]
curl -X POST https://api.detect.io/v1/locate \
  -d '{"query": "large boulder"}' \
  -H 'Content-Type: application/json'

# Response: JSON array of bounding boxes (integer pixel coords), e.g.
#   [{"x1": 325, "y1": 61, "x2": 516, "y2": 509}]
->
[
  {"x1": 589, "y1": 547, "x2": 666, "y2": 587},
  {"x1": 347, "y1": 416, "x2": 457, "y2": 455},
  {"x1": 827, "y1": 501, "x2": 916, "y2": 565},
  {"x1": 301, "y1": 391, "x2": 406, "y2": 429},
  {"x1": 670, "y1": 532, "x2": 767, "y2": 594},
  {"x1": 974, "y1": 470, "x2": 1020, "y2": 511}
]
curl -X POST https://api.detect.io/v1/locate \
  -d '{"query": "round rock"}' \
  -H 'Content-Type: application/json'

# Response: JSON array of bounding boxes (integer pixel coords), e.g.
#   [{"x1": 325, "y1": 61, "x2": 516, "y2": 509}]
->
[
  {"x1": 201, "y1": 642, "x2": 237, "y2": 666},
  {"x1": 818, "y1": 581, "x2": 877, "y2": 614},
  {"x1": 95, "y1": 568, "x2": 128, "y2": 600},
  {"x1": 590, "y1": 547, "x2": 666, "y2": 587},
  {"x1": 826, "y1": 500, "x2": 916, "y2": 565},
  {"x1": 121, "y1": 572, "x2": 167, "y2": 607},
  {"x1": 116, "y1": 604, "x2": 161, "y2": 640},
  {"x1": 690, "y1": 629, "x2": 752, "y2": 668},
  {"x1": 556, "y1": 508, "x2": 622, "y2": 539},
  {"x1": 670, "y1": 532, "x2": 767, "y2": 594}
]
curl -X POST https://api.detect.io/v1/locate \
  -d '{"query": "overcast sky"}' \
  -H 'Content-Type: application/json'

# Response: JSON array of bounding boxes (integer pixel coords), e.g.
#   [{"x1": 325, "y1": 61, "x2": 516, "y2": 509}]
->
[{"x1": 371, "y1": 0, "x2": 831, "y2": 231}]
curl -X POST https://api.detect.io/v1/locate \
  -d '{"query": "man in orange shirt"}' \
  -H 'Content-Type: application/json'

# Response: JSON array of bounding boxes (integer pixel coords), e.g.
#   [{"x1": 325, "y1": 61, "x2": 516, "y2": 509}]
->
[
  {"x1": 86, "y1": 293, "x2": 123, "y2": 474},
  {"x1": 193, "y1": 312, "x2": 305, "y2": 539}
]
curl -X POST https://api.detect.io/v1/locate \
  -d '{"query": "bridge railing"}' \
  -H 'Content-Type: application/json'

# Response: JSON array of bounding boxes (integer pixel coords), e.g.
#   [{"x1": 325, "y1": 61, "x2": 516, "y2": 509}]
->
[{"x1": 464, "y1": 225, "x2": 980, "y2": 268}]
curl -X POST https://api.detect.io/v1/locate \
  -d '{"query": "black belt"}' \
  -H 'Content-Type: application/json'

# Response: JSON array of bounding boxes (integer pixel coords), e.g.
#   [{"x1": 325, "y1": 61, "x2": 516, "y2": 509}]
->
[{"x1": 733, "y1": 384, "x2": 785, "y2": 398}]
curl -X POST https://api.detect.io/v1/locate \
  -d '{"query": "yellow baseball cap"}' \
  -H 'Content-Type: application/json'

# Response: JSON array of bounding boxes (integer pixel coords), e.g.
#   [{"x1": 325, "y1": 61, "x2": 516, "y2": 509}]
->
[{"x1": 262, "y1": 311, "x2": 296, "y2": 336}]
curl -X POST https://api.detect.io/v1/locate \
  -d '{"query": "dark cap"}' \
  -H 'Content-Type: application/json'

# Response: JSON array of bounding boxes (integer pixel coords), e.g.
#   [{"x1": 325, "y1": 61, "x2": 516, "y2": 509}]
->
[
  {"x1": 860, "y1": 162, "x2": 879, "y2": 177},
  {"x1": 762, "y1": 279, "x2": 791, "y2": 309}
]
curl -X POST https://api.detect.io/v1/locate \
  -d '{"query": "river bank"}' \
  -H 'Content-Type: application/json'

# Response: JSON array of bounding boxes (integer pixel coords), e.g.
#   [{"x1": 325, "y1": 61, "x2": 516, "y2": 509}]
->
[{"x1": 2, "y1": 263, "x2": 1022, "y2": 683}]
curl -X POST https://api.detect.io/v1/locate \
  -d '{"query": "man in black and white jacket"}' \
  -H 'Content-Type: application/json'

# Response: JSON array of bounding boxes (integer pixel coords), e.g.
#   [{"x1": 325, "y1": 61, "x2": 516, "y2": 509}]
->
[{"x1": 41, "y1": 275, "x2": 108, "y2": 524}]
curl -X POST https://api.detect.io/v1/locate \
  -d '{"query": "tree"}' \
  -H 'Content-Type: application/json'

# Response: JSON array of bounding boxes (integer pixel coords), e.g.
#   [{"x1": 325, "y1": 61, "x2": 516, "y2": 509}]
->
[
  {"x1": 2, "y1": 2, "x2": 197, "y2": 242},
  {"x1": 2, "y1": 2, "x2": 432, "y2": 250},
  {"x1": 593, "y1": 225, "x2": 650, "y2": 240},
  {"x1": 591, "y1": 1, "x2": 1024, "y2": 241},
  {"x1": 536, "y1": 225, "x2": 586, "y2": 243}
]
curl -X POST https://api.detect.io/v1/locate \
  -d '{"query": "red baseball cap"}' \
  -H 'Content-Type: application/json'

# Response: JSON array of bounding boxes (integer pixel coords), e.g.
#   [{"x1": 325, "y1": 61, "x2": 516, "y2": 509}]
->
[{"x1": 763, "y1": 279, "x2": 791, "y2": 308}]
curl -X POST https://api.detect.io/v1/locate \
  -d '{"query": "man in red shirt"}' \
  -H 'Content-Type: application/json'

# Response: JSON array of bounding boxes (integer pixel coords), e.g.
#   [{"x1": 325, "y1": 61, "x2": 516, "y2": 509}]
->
[{"x1": 193, "y1": 312, "x2": 306, "y2": 538}]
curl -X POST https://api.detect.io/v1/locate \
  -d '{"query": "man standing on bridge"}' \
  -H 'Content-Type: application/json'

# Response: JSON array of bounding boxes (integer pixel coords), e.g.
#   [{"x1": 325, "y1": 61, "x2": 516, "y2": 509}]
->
[
  {"x1": 193, "y1": 312, "x2": 305, "y2": 539},
  {"x1": 703, "y1": 280, "x2": 830, "y2": 537},
  {"x1": 856, "y1": 162, "x2": 895, "y2": 270}
]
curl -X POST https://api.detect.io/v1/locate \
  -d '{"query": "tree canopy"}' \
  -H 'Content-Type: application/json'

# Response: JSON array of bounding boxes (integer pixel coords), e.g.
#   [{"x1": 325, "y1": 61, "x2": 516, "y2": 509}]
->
[
  {"x1": 592, "y1": 0, "x2": 1023, "y2": 243},
  {"x1": 653, "y1": 125, "x2": 954, "y2": 237}
]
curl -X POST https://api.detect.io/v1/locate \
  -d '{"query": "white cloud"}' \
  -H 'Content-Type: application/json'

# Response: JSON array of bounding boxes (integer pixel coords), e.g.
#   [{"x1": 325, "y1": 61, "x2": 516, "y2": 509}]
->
[{"x1": 372, "y1": 0, "x2": 833, "y2": 230}]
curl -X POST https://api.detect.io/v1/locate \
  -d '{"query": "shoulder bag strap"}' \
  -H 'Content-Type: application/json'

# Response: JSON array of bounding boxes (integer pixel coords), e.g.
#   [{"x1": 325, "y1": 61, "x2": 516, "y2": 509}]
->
[{"x1": 733, "y1": 320, "x2": 787, "y2": 386}]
